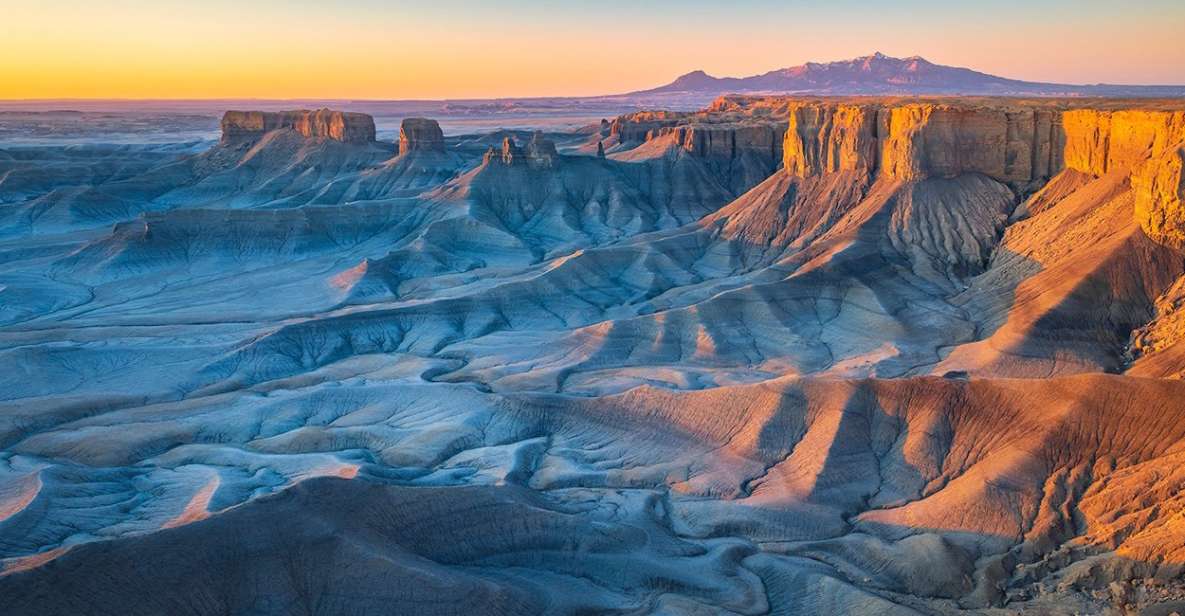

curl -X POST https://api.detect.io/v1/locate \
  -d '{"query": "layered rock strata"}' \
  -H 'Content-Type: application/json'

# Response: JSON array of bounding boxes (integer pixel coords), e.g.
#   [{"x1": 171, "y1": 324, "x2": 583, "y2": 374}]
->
[
  {"x1": 607, "y1": 111, "x2": 689, "y2": 145},
  {"x1": 398, "y1": 118, "x2": 446, "y2": 154},
  {"x1": 220, "y1": 109, "x2": 376, "y2": 144},
  {"x1": 773, "y1": 100, "x2": 1185, "y2": 244},
  {"x1": 1134, "y1": 143, "x2": 1185, "y2": 248},
  {"x1": 610, "y1": 112, "x2": 785, "y2": 164},
  {"x1": 780, "y1": 102, "x2": 1185, "y2": 182}
]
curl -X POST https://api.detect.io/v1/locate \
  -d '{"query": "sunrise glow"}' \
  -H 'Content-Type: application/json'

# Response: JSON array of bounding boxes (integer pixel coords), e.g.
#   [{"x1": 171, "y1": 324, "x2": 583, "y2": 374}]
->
[{"x1": 4, "y1": 0, "x2": 1184, "y2": 100}]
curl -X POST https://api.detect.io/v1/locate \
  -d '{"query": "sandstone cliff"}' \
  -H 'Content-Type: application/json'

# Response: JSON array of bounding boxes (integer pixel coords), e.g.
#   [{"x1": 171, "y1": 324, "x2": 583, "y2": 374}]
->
[
  {"x1": 779, "y1": 100, "x2": 1185, "y2": 184},
  {"x1": 1134, "y1": 143, "x2": 1185, "y2": 248},
  {"x1": 782, "y1": 103, "x2": 1065, "y2": 185},
  {"x1": 220, "y1": 109, "x2": 376, "y2": 144},
  {"x1": 398, "y1": 118, "x2": 445, "y2": 154},
  {"x1": 609, "y1": 111, "x2": 784, "y2": 164},
  {"x1": 658, "y1": 123, "x2": 784, "y2": 164},
  {"x1": 774, "y1": 99, "x2": 1185, "y2": 246},
  {"x1": 605, "y1": 110, "x2": 787, "y2": 196},
  {"x1": 607, "y1": 111, "x2": 689, "y2": 145}
]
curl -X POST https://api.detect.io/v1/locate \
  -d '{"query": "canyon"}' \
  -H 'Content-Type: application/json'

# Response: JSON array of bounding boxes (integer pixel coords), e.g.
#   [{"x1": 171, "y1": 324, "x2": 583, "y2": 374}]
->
[{"x1": 1, "y1": 96, "x2": 1185, "y2": 615}]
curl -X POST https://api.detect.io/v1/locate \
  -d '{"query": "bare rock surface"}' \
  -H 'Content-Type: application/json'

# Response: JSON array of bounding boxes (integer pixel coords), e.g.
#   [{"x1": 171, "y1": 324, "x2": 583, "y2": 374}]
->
[
  {"x1": 221, "y1": 108, "x2": 377, "y2": 144},
  {"x1": 398, "y1": 117, "x2": 446, "y2": 153},
  {"x1": 3, "y1": 97, "x2": 1185, "y2": 615}
]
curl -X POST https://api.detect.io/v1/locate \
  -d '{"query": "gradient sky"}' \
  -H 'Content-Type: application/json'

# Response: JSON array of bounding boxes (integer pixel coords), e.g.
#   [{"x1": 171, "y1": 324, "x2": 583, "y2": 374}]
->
[{"x1": 4, "y1": 0, "x2": 1184, "y2": 100}]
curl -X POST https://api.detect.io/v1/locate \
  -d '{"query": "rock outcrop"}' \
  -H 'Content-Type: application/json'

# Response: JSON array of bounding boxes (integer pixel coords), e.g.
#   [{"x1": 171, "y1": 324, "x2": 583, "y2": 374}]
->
[
  {"x1": 398, "y1": 118, "x2": 445, "y2": 154},
  {"x1": 604, "y1": 108, "x2": 788, "y2": 195},
  {"x1": 1134, "y1": 144, "x2": 1185, "y2": 248},
  {"x1": 656, "y1": 123, "x2": 785, "y2": 164},
  {"x1": 524, "y1": 131, "x2": 558, "y2": 168},
  {"x1": 780, "y1": 101, "x2": 1185, "y2": 186},
  {"x1": 483, "y1": 137, "x2": 520, "y2": 166},
  {"x1": 781, "y1": 103, "x2": 1063, "y2": 186},
  {"x1": 1060, "y1": 109, "x2": 1185, "y2": 175},
  {"x1": 220, "y1": 109, "x2": 376, "y2": 144},
  {"x1": 482, "y1": 133, "x2": 558, "y2": 169},
  {"x1": 776, "y1": 99, "x2": 1185, "y2": 245},
  {"x1": 607, "y1": 111, "x2": 689, "y2": 145},
  {"x1": 608, "y1": 111, "x2": 784, "y2": 164}
]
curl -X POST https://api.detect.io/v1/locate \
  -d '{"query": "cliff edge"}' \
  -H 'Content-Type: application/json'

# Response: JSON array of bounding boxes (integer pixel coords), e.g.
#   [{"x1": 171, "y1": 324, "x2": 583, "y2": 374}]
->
[
  {"x1": 220, "y1": 109, "x2": 376, "y2": 144},
  {"x1": 769, "y1": 99, "x2": 1185, "y2": 246}
]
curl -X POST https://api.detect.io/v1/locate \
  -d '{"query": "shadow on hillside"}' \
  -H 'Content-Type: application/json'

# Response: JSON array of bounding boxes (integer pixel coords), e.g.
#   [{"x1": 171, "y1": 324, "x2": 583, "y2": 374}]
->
[{"x1": 2, "y1": 473, "x2": 1183, "y2": 616}]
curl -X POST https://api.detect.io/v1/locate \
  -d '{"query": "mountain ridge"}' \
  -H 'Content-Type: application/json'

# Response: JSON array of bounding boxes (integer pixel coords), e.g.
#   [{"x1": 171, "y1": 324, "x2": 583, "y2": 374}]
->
[{"x1": 632, "y1": 51, "x2": 1185, "y2": 98}]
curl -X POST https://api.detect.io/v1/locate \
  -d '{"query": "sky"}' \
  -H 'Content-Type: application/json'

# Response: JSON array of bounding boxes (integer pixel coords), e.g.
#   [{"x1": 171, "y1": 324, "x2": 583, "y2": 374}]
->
[{"x1": 3, "y1": 0, "x2": 1184, "y2": 100}]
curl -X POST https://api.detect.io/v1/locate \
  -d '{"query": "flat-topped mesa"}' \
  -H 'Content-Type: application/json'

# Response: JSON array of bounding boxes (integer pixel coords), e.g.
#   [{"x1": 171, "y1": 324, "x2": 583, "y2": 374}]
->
[
  {"x1": 608, "y1": 108, "x2": 785, "y2": 165},
  {"x1": 398, "y1": 118, "x2": 445, "y2": 154},
  {"x1": 609, "y1": 111, "x2": 690, "y2": 145},
  {"x1": 220, "y1": 109, "x2": 376, "y2": 144},
  {"x1": 655, "y1": 123, "x2": 785, "y2": 162},
  {"x1": 482, "y1": 133, "x2": 559, "y2": 169}
]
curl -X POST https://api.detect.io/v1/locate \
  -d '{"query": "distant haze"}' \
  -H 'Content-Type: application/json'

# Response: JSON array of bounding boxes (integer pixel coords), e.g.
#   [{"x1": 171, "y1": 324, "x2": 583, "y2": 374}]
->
[
  {"x1": 4, "y1": 0, "x2": 1184, "y2": 99},
  {"x1": 632, "y1": 52, "x2": 1185, "y2": 98}
]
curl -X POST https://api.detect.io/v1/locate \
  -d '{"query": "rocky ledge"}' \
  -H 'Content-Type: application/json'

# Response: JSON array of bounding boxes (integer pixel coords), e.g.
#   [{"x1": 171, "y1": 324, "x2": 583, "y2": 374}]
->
[{"x1": 220, "y1": 109, "x2": 376, "y2": 144}]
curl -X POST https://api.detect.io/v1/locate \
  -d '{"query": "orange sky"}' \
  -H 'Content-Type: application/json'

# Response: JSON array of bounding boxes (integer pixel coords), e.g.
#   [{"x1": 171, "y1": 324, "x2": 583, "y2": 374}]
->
[{"x1": 4, "y1": 1, "x2": 1184, "y2": 100}]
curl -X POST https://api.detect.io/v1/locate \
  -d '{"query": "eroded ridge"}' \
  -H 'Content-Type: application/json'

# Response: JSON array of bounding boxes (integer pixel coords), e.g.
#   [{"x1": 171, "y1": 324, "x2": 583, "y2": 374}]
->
[{"x1": 2, "y1": 98, "x2": 1185, "y2": 615}]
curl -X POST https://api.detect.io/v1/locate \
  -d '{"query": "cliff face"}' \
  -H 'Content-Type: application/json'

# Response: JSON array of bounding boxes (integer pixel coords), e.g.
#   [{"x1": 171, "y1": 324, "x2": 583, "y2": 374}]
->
[
  {"x1": 1060, "y1": 109, "x2": 1185, "y2": 175},
  {"x1": 608, "y1": 111, "x2": 689, "y2": 145},
  {"x1": 782, "y1": 103, "x2": 1065, "y2": 185},
  {"x1": 606, "y1": 110, "x2": 788, "y2": 199},
  {"x1": 609, "y1": 111, "x2": 785, "y2": 165},
  {"x1": 781, "y1": 105, "x2": 879, "y2": 177},
  {"x1": 779, "y1": 101, "x2": 1185, "y2": 245},
  {"x1": 651, "y1": 123, "x2": 786, "y2": 165},
  {"x1": 1134, "y1": 144, "x2": 1185, "y2": 248},
  {"x1": 221, "y1": 109, "x2": 376, "y2": 144},
  {"x1": 783, "y1": 103, "x2": 1185, "y2": 181},
  {"x1": 398, "y1": 118, "x2": 445, "y2": 154}
]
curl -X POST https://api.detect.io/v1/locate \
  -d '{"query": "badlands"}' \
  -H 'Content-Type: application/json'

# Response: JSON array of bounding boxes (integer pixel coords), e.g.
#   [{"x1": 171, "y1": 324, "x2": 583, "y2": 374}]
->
[{"x1": 1, "y1": 98, "x2": 1185, "y2": 615}]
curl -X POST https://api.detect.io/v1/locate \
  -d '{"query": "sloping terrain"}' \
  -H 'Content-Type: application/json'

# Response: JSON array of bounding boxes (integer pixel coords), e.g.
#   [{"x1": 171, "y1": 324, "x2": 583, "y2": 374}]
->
[{"x1": 2, "y1": 100, "x2": 1185, "y2": 615}]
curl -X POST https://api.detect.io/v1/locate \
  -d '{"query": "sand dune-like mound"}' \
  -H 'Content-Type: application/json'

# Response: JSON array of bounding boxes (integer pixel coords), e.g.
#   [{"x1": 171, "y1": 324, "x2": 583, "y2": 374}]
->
[{"x1": 3, "y1": 374, "x2": 1185, "y2": 614}]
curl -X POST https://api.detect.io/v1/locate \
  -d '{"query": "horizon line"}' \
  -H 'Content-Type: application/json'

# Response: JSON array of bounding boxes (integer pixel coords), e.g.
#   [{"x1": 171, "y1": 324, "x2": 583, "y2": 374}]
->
[{"x1": 6, "y1": 51, "x2": 1185, "y2": 104}]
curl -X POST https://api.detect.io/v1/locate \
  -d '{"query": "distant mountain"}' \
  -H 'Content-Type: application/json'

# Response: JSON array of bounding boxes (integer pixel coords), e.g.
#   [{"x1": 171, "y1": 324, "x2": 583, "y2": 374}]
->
[{"x1": 632, "y1": 52, "x2": 1185, "y2": 97}]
